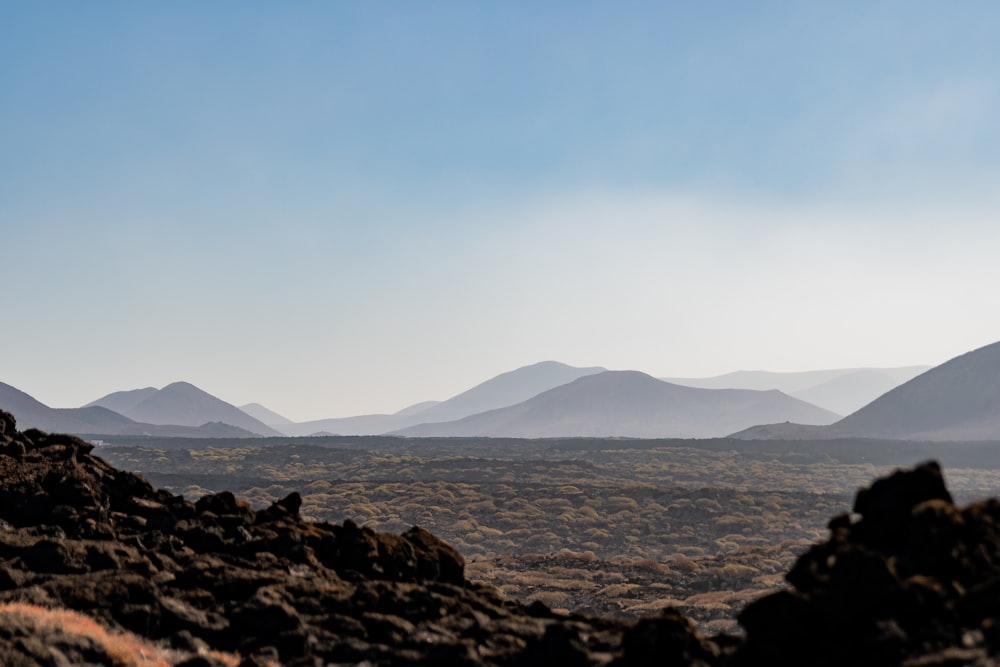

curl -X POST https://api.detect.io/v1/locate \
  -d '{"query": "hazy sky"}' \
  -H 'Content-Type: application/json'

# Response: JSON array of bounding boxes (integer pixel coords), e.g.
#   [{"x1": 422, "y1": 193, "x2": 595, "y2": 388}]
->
[{"x1": 4, "y1": 2, "x2": 1000, "y2": 421}]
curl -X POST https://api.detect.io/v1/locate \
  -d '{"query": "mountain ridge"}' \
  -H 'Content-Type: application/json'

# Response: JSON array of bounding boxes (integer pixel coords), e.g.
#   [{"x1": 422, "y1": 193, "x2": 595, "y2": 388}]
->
[
  {"x1": 0, "y1": 381, "x2": 261, "y2": 438},
  {"x1": 89, "y1": 381, "x2": 282, "y2": 437},
  {"x1": 239, "y1": 402, "x2": 294, "y2": 426},
  {"x1": 732, "y1": 340, "x2": 1000, "y2": 441},
  {"x1": 833, "y1": 340, "x2": 1000, "y2": 439},
  {"x1": 666, "y1": 365, "x2": 929, "y2": 415},
  {"x1": 5, "y1": 407, "x2": 1000, "y2": 663},
  {"x1": 279, "y1": 360, "x2": 609, "y2": 436},
  {"x1": 395, "y1": 370, "x2": 840, "y2": 438}
]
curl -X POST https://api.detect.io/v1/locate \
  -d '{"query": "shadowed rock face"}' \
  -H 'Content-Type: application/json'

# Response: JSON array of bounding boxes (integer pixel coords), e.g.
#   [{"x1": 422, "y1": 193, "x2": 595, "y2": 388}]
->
[
  {"x1": 5, "y1": 407, "x2": 1000, "y2": 666},
  {"x1": 0, "y1": 409, "x2": 628, "y2": 666}
]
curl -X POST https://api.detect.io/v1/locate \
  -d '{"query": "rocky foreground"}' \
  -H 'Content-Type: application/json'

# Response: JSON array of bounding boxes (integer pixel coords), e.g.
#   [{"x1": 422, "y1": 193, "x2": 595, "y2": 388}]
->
[{"x1": 3, "y1": 409, "x2": 1000, "y2": 665}]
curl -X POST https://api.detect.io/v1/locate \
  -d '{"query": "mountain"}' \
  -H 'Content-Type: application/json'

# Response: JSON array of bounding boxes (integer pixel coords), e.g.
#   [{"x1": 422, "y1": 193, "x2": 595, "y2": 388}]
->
[
  {"x1": 83, "y1": 387, "x2": 158, "y2": 414},
  {"x1": 1, "y1": 381, "x2": 261, "y2": 438},
  {"x1": 280, "y1": 361, "x2": 608, "y2": 436},
  {"x1": 395, "y1": 370, "x2": 840, "y2": 438},
  {"x1": 280, "y1": 413, "x2": 419, "y2": 436},
  {"x1": 665, "y1": 366, "x2": 929, "y2": 415},
  {"x1": 282, "y1": 413, "x2": 418, "y2": 437},
  {"x1": 0, "y1": 382, "x2": 57, "y2": 427},
  {"x1": 831, "y1": 340, "x2": 1000, "y2": 440},
  {"x1": 393, "y1": 400, "x2": 442, "y2": 416},
  {"x1": 5, "y1": 409, "x2": 1000, "y2": 664},
  {"x1": 411, "y1": 360, "x2": 607, "y2": 424},
  {"x1": 0, "y1": 382, "x2": 119, "y2": 433},
  {"x1": 239, "y1": 402, "x2": 294, "y2": 427},
  {"x1": 112, "y1": 382, "x2": 282, "y2": 436},
  {"x1": 789, "y1": 369, "x2": 906, "y2": 416},
  {"x1": 727, "y1": 421, "x2": 833, "y2": 440}
]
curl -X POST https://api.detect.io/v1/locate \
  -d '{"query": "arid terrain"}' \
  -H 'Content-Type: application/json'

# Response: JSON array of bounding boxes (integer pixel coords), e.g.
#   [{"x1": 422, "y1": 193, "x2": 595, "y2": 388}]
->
[
  {"x1": 99, "y1": 435, "x2": 1000, "y2": 633},
  {"x1": 11, "y1": 410, "x2": 1000, "y2": 664}
]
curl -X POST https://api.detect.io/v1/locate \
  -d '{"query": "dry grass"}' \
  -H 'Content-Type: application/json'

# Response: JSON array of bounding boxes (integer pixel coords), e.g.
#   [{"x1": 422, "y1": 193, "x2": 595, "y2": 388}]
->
[{"x1": 0, "y1": 603, "x2": 265, "y2": 667}]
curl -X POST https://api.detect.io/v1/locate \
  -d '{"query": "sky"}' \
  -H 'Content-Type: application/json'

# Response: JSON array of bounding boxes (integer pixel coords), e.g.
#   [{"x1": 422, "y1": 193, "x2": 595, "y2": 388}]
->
[{"x1": 3, "y1": 1, "x2": 1000, "y2": 421}]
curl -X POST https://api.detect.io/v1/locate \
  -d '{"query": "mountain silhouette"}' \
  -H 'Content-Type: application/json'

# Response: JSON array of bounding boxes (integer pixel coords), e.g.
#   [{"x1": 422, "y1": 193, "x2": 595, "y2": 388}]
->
[
  {"x1": 1, "y1": 382, "x2": 261, "y2": 437},
  {"x1": 393, "y1": 400, "x2": 442, "y2": 416},
  {"x1": 239, "y1": 402, "x2": 294, "y2": 427},
  {"x1": 0, "y1": 382, "x2": 131, "y2": 434},
  {"x1": 89, "y1": 382, "x2": 282, "y2": 436},
  {"x1": 665, "y1": 366, "x2": 928, "y2": 415},
  {"x1": 0, "y1": 382, "x2": 58, "y2": 427},
  {"x1": 280, "y1": 361, "x2": 607, "y2": 436},
  {"x1": 410, "y1": 360, "x2": 607, "y2": 424},
  {"x1": 789, "y1": 369, "x2": 907, "y2": 416},
  {"x1": 832, "y1": 340, "x2": 1000, "y2": 440},
  {"x1": 83, "y1": 387, "x2": 158, "y2": 414},
  {"x1": 395, "y1": 370, "x2": 839, "y2": 438}
]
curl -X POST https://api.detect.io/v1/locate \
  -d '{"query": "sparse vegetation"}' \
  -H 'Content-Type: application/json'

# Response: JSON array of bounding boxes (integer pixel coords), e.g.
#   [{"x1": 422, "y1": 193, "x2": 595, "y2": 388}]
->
[
  {"x1": 100, "y1": 436, "x2": 1000, "y2": 628},
  {"x1": 0, "y1": 602, "x2": 250, "y2": 667}
]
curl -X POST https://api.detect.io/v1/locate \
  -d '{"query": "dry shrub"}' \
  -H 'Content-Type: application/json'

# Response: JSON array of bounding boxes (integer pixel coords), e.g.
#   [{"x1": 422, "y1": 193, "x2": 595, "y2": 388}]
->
[
  {"x1": 677, "y1": 546, "x2": 705, "y2": 556},
  {"x1": 509, "y1": 571, "x2": 561, "y2": 588},
  {"x1": 465, "y1": 561, "x2": 495, "y2": 576},
  {"x1": 667, "y1": 554, "x2": 701, "y2": 573},
  {"x1": 553, "y1": 548, "x2": 600, "y2": 563},
  {"x1": 596, "y1": 571, "x2": 628, "y2": 584},
  {"x1": 624, "y1": 598, "x2": 683, "y2": 614},
  {"x1": 625, "y1": 558, "x2": 671, "y2": 576},
  {"x1": 0, "y1": 603, "x2": 257, "y2": 667},
  {"x1": 598, "y1": 583, "x2": 640, "y2": 598},
  {"x1": 715, "y1": 563, "x2": 759, "y2": 580}
]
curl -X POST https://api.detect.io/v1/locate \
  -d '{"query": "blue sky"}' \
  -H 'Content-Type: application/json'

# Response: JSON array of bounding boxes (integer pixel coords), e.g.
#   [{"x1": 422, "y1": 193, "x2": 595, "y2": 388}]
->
[{"x1": 3, "y1": 2, "x2": 1000, "y2": 420}]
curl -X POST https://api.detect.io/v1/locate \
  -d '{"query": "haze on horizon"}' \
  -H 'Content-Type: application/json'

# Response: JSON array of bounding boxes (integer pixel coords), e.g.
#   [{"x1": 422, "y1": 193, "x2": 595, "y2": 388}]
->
[{"x1": 3, "y1": 2, "x2": 1000, "y2": 422}]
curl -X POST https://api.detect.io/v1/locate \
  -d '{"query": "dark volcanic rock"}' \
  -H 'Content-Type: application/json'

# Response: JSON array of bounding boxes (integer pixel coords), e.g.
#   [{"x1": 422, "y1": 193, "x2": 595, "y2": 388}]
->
[
  {"x1": 738, "y1": 460, "x2": 1000, "y2": 666},
  {"x1": 6, "y1": 407, "x2": 1000, "y2": 666},
  {"x1": 0, "y1": 410, "x2": 633, "y2": 665}
]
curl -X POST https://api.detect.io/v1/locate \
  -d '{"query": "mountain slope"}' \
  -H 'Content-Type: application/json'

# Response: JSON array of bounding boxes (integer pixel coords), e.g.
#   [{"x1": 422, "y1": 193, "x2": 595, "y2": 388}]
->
[
  {"x1": 0, "y1": 382, "x2": 99, "y2": 433},
  {"x1": 280, "y1": 361, "x2": 608, "y2": 436},
  {"x1": 410, "y1": 360, "x2": 607, "y2": 425},
  {"x1": 394, "y1": 400, "x2": 442, "y2": 416},
  {"x1": 1, "y1": 382, "x2": 260, "y2": 437},
  {"x1": 666, "y1": 366, "x2": 929, "y2": 414},
  {"x1": 0, "y1": 382, "x2": 56, "y2": 425},
  {"x1": 239, "y1": 402, "x2": 294, "y2": 427},
  {"x1": 84, "y1": 387, "x2": 159, "y2": 414},
  {"x1": 283, "y1": 413, "x2": 416, "y2": 437},
  {"x1": 121, "y1": 382, "x2": 282, "y2": 436},
  {"x1": 395, "y1": 370, "x2": 840, "y2": 438},
  {"x1": 789, "y1": 369, "x2": 905, "y2": 416},
  {"x1": 833, "y1": 340, "x2": 1000, "y2": 440}
]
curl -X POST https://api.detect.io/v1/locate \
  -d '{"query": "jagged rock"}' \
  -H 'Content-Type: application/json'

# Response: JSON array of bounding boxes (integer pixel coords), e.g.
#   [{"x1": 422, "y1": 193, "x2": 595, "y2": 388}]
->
[
  {"x1": 739, "y1": 460, "x2": 1000, "y2": 666},
  {"x1": 615, "y1": 608, "x2": 719, "y2": 667},
  {"x1": 7, "y1": 406, "x2": 1000, "y2": 666},
  {"x1": 0, "y1": 409, "x2": 16, "y2": 436},
  {"x1": 0, "y1": 411, "x2": 628, "y2": 665}
]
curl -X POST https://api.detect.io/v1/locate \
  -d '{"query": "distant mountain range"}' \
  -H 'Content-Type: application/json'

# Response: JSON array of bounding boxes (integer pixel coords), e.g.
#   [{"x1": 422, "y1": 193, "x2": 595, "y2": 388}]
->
[
  {"x1": 665, "y1": 366, "x2": 929, "y2": 415},
  {"x1": 86, "y1": 382, "x2": 282, "y2": 437},
  {"x1": 239, "y1": 402, "x2": 295, "y2": 426},
  {"x1": 833, "y1": 341, "x2": 1000, "y2": 440},
  {"x1": 8, "y1": 343, "x2": 996, "y2": 441},
  {"x1": 394, "y1": 370, "x2": 840, "y2": 438},
  {"x1": 277, "y1": 361, "x2": 607, "y2": 436},
  {"x1": 0, "y1": 382, "x2": 260, "y2": 438},
  {"x1": 732, "y1": 340, "x2": 1000, "y2": 441}
]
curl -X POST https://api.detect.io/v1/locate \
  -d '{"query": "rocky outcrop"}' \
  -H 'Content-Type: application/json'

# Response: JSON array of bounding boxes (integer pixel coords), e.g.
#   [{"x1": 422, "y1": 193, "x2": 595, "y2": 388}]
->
[
  {"x1": 6, "y1": 407, "x2": 1000, "y2": 665},
  {"x1": 0, "y1": 410, "x2": 629, "y2": 665},
  {"x1": 736, "y1": 459, "x2": 1000, "y2": 666}
]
